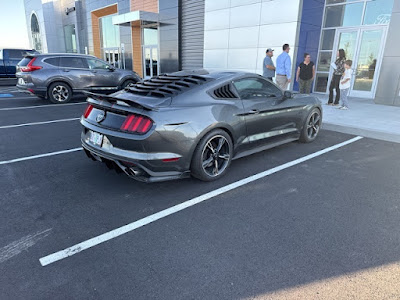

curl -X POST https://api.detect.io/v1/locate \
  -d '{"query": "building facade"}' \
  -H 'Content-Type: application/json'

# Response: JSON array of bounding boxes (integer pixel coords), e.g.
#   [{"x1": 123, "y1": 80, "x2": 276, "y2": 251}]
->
[{"x1": 24, "y1": 0, "x2": 400, "y2": 106}]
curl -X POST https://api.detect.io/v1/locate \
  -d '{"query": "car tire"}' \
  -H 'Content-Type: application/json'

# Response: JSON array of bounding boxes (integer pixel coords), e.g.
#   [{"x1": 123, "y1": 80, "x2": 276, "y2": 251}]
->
[
  {"x1": 48, "y1": 82, "x2": 72, "y2": 104},
  {"x1": 191, "y1": 129, "x2": 233, "y2": 181},
  {"x1": 299, "y1": 108, "x2": 321, "y2": 143},
  {"x1": 121, "y1": 79, "x2": 135, "y2": 89}
]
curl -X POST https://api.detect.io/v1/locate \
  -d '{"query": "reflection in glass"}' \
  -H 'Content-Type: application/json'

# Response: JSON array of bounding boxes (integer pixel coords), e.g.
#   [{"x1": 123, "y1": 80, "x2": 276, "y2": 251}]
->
[
  {"x1": 100, "y1": 15, "x2": 119, "y2": 48},
  {"x1": 152, "y1": 48, "x2": 158, "y2": 76},
  {"x1": 338, "y1": 31, "x2": 357, "y2": 62},
  {"x1": 64, "y1": 25, "x2": 77, "y2": 53},
  {"x1": 145, "y1": 48, "x2": 151, "y2": 77},
  {"x1": 363, "y1": 0, "x2": 394, "y2": 25},
  {"x1": 143, "y1": 28, "x2": 158, "y2": 46},
  {"x1": 353, "y1": 30, "x2": 383, "y2": 92},
  {"x1": 324, "y1": 3, "x2": 363, "y2": 28},
  {"x1": 317, "y1": 52, "x2": 332, "y2": 72},
  {"x1": 315, "y1": 74, "x2": 329, "y2": 93},
  {"x1": 321, "y1": 29, "x2": 335, "y2": 50},
  {"x1": 31, "y1": 14, "x2": 42, "y2": 51}
]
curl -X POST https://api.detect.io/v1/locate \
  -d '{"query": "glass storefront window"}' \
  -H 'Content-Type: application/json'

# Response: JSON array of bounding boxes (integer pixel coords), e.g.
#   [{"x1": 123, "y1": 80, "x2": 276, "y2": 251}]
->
[
  {"x1": 143, "y1": 28, "x2": 158, "y2": 46},
  {"x1": 315, "y1": 74, "x2": 329, "y2": 93},
  {"x1": 324, "y1": 3, "x2": 364, "y2": 28},
  {"x1": 326, "y1": 0, "x2": 358, "y2": 4},
  {"x1": 317, "y1": 52, "x2": 332, "y2": 72},
  {"x1": 64, "y1": 25, "x2": 77, "y2": 53},
  {"x1": 321, "y1": 29, "x2": 335, "y2": 50},
  {"x1": 363, "y1": 0, "x2": 394, "y2": 25},
  {"x1": 100, "y1": 15, "x2": 119, "y2": 48}
]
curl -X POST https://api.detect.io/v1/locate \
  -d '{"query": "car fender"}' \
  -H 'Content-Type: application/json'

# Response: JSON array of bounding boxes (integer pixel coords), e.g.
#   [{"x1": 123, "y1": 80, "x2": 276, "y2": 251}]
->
[{"x1": 46, "y1": 77, "x2": 75, "y2": 90}]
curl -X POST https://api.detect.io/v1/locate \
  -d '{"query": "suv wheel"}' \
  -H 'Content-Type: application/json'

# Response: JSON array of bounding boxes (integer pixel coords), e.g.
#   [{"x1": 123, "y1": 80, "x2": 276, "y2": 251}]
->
[
  {"x1": 121, "y1": 79, "x2": 135, "y2": 89},
  {"x1": 48, "y1": 82, "x2": 72, "y2": 104}
]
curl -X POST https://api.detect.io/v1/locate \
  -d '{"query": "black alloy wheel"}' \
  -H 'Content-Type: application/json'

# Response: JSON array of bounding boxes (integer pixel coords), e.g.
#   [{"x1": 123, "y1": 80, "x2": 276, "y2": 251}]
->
[
  {"x1": 191, "y1": 129, "x2": 233, "y2": 181},
  {"x1": 300, "y1": 108, "x2": 321, "y2": 143},
  {"x1": 48, "y1": 82, "x2": 72, "y2": 104}
]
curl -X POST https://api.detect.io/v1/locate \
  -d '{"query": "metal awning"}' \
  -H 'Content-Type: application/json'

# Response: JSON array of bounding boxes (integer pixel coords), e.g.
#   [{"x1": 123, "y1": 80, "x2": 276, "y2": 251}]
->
[{"x1": 112, "y1": 11, "x2": 159, "y2": 26}]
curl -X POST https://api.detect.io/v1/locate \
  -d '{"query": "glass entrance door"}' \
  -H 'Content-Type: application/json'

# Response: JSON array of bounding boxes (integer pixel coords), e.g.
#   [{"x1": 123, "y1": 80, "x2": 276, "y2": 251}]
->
[
  {"x1": 331, "y1": 27, "x2": 386, "y2": 98},
  {"x1": 351, "y1": 28, "x2": 385, "y2": 98},
  {"x1": 143, "y1": 46, "x2": 159, "y2": 79},
  {"x1": 103, "y1": 47, "x2": 124, "y2": 69}
]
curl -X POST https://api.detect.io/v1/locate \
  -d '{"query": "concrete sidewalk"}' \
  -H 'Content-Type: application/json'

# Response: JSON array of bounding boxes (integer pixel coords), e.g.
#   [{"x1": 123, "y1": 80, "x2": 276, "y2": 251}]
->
[{"x1": 316, "y1": 94, "x2": 400, "y2": 143}]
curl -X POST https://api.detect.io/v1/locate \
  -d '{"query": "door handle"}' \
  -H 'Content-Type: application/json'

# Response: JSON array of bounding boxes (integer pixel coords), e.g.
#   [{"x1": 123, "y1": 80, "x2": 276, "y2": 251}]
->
[
  {"x1": 248, "y1": 109, "x2": 260, "y2": 115},
  {"x1": 91, "y1": 70, "x2": 97, "y2": 73},
  {"x1": 62, "y1": 69, "x2": 70, "y2": 72}
]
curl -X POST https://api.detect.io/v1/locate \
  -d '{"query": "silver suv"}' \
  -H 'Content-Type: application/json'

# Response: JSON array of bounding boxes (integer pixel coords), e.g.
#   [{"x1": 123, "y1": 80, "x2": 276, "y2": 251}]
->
[{"x1": 16, "y1": 54, "x2": 141, "y2": 103}]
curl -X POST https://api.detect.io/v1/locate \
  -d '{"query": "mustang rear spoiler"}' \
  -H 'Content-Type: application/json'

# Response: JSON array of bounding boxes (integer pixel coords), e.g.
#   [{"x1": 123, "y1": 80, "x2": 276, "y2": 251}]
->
[{"x1": 83, "y1": 91, "x2": 166, "y2": 111}]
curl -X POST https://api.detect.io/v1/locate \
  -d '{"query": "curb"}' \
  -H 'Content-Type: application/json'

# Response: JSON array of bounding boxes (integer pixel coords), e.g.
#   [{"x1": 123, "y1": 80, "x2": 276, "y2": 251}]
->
[{"x1": 323, "y1": 122, "x2": 400, "y2": 144}]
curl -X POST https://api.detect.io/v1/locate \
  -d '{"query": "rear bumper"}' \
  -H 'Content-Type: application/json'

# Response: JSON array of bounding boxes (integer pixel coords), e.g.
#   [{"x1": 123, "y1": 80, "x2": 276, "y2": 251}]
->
[
  {"x1": 81, "y1": 131, "x2": 189, "y2": 183},
  {"x1": 16, "y1": 83, "x2": 47, "y2": 97}
]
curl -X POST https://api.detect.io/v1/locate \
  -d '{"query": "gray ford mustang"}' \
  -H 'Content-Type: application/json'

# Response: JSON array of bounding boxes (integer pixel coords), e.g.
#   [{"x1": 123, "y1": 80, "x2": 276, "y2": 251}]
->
[{"x1": 80, "y1": 70, "x2": 322, "y2": 182}]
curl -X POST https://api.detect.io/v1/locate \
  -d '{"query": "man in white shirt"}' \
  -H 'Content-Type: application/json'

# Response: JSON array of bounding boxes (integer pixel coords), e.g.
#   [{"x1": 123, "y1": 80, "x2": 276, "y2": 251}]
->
[{"x1": 338, "y1": 60, "x2": 353, "y2": 110}]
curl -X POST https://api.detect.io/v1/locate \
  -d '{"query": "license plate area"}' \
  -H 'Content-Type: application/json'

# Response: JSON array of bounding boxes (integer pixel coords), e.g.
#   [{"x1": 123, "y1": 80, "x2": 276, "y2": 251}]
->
[{"x1": 89, "y1": 130, "x2": 103, "y2": 147}]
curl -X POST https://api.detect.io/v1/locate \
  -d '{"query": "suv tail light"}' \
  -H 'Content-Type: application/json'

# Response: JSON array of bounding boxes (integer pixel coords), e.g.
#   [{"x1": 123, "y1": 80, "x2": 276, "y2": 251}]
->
[
  {"x1": 120, "y1": 114, "x2": 153, "y2": 134},
  {"x1": 20, "y1": 57, "x2": 42, "y2": 72},
  {"x1": 83, "y1": 104, "x2": 94, "y2": 118}
]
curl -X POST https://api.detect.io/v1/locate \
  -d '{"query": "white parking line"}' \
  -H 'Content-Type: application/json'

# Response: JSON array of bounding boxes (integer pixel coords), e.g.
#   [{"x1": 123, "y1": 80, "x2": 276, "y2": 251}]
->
[
  {"x1": 0, "y1": 96, "x2": 39, "y2": 100},
  {"x1": 0, "y1": 102, "x2": 86, "y2": 111},
  {"x1": 0, "y1": 148, "x2": 83, "y2": 165},
  {"x1": 39, "y1": 136, "x2": 364, "y2": 267},
  {"x1": 0, "y1": 117, "x2": 80, "y2": 129}
]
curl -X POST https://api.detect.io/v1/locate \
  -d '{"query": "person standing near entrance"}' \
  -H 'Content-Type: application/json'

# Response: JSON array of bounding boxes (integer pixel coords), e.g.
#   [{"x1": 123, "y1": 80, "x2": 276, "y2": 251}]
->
[
  {"x1": 276, "y1": 44, "x2": 292, "y2": 90},
  {"x1": 328, "y1": 49, "x2": 346, "y2": 105},
  {"x1": 338, "y1": 60, "x2": 353, "y2": 110},
  {"x1": 263, "y1": 48, "x2": 275, "y2": 81},
  {"x1": 296, "y1": 53, "x2": 315, "y2": 94}
]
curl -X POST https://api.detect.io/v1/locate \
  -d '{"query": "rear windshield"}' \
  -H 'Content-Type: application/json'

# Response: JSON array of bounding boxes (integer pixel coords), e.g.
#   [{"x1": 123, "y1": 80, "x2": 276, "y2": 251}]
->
[{"x1": 18, "y1": 57, "x2": 33, "y2": 66}]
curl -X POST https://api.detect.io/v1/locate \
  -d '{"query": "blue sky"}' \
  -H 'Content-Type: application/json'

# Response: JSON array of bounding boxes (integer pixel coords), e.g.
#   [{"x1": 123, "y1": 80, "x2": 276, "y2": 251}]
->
[{"x1": 0, "y1": 0, "x2": 30, "y2": 49}]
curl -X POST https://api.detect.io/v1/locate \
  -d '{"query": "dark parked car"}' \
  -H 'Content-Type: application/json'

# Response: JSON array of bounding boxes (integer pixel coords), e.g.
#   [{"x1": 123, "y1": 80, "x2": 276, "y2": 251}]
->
[
  {"x1": 80, "y1": 71, "x2": 322, "y2": 182},
  {"x1": 16, "y1": 54, "x2": 141, "y2": 103},
  {"x1": 0, "y1": 48, "x2": 38, "y2": 78}
]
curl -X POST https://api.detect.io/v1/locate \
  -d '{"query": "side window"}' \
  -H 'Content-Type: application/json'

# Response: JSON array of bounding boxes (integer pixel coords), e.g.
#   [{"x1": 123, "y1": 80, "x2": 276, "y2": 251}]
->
[
  {"x1": 87, "y1": 59, "x2": 109, "y2": 70},
  {"x1": 44, "y1": 57, "x2": 60, "y2": 67},
  {"x1": 59, "y1": 57, "x2": 88, "y2": 69},
  {"x1": 233, "y1": 77, "x2": 282, "y2": 99}
]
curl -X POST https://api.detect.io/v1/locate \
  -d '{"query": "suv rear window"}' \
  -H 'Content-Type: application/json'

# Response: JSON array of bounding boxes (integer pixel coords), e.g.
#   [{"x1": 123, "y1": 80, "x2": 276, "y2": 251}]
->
[
  {"x1": 60, "y1": 57, "x2": 88, "y2": 68},
  {"x1": 18, "y1": 57, "x2": 33, "y2": 66},
  {"x1": 44, "y1": 57, "x2": 60, "y2": 67}
]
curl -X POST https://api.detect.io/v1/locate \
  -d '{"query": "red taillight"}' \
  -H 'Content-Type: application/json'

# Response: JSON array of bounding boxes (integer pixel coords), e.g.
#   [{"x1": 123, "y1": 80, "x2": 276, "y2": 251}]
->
[
  {"x1": 120, "y1": 114, "x2": 153, "y2": 134},
  {"x1": 20, "y1": 57, "x2": 42, "y2": 72},
  {"x1": 162, "y1": 158, "x2": 180, "y2": 162},
  {"x1": 83, "y1": 104, "x2": 93, "y2": 118}
]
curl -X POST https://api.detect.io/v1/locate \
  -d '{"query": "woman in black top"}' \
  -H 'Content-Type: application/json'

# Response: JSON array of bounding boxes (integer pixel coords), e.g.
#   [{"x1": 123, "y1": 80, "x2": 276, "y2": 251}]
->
[
  {"x1": 328, "y1": 49, "x2": 346, "y2": 105},
  {"x1": 296, "y1": 53, "x2": 315, "y2": 94}
]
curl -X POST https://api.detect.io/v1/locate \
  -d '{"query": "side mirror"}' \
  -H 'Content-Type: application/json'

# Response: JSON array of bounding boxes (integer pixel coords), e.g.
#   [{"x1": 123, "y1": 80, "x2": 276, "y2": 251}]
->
[
  {"x1": 283, "y1": 91, "x2": 293, "y2": 99},
  {"x1": 107, "y1": 65, "x2": 115, "y2": 71}
]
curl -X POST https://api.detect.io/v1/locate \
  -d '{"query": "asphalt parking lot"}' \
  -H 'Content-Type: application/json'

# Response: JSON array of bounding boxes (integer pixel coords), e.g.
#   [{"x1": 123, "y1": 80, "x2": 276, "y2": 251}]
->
[{"x1": 0, "y1": 86, "x2": 400, "y2": 299}]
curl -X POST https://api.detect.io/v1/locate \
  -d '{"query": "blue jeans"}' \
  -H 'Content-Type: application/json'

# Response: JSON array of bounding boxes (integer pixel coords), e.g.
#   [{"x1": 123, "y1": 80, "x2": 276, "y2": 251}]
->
[{"x1": 340, "y1": 88, "x2": 349, "y2": 107}]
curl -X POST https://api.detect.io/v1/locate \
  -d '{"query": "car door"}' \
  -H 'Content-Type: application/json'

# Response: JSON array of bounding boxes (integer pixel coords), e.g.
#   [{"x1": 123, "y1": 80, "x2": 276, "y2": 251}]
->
[
  {"x1": 59, "y1": 56, "x2": 93, "y2": 90},
  {"x1": 86, "y1": 58, "x2": 120, "y2": 92},
  {"x1": 232, "y1": 77, "x2": 300, "y2": 146}
]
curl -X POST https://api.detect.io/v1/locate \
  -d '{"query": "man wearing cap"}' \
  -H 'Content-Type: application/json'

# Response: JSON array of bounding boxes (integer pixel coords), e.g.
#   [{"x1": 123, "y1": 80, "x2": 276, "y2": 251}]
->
[{"x1": 263, "y1": 48, "x2": 275, "y2": 81}]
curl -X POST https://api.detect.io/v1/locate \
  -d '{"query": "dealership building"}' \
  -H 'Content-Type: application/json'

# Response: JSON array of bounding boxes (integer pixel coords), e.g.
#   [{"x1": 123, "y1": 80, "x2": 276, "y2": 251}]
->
[{"x1": 23, "y1": 0, "x2": 400, "y2": 106}]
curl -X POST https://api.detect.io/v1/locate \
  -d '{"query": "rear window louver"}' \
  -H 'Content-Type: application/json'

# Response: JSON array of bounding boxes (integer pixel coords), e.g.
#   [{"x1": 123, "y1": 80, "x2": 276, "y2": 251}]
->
[
  {"x1": 125, "y1": 74, "x2": 211, "y2": 98},
  {"x1": 213, "y1": 84, "x2": 238, "y2": 99}
]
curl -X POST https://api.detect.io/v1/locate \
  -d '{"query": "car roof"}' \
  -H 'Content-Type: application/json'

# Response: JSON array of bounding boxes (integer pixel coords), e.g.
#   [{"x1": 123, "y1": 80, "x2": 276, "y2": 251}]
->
[{"x1": 31, "y1": 53, "x2": 97, "y2": 59}]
